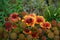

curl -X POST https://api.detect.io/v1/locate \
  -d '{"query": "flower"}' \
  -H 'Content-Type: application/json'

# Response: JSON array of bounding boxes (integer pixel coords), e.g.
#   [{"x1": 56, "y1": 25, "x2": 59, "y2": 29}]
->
[
  {"x1": 54, "y1": 30, "x2": 59, "y2": 35},
  {"x1": 42, "y1": 36, "x2": 46, "y2": 40},
  {"x1": 48, "y1": 32, "x2": 54, "y2": 38},
  {"x1": 23, "y1": 28, "x2": 32, "y2": 34},
  {"x1": 9, "y1": 12, "x2": 21, "y2": 22},
  {"x1": 54, "y1": 36, "x2": 59, "y2": 40},
  {"x1": 40, "y1": 22, "x2": 51, "y2": 29},
  {"x1": 19, "y1": 34, "x2": 25, "y2": 40},
  {"x1": 10, "y1": 33, "x2": 17, "y2": 40},
  {"x1": 23, "y1": 15, "x2": 36, "y2": 27},
  {"x1": 5, "y1": 21, "x2": 12, "y2": 31},
  {"x1": 51, "y1": 20, "x2": 57, "y2": 27},
  {"x1": 12, "y1": 24, "x2": 17, "y2": 29},
  {"x1": 26, "y1": 35, "x2": 33, "y2": 40},
  {"x1": 36, "y1": 16, "x2": 45, "y2": 24},
  {"x1": 31, "y1": 32, "x2": 39, "y2": 38}
]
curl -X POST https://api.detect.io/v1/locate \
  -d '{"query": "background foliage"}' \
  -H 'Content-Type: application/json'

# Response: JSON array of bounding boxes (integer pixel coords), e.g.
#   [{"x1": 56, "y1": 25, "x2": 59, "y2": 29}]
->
[{"x1": 0, "y1": 0, "x2": 60, "y2": 26}]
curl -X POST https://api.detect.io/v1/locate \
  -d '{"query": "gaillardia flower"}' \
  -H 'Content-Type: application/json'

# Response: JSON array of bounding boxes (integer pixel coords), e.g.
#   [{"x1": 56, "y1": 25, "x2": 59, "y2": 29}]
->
[
  {"x1": 40, "y1": 22, "x2": 51, "y2": 29},
  {"x1": 48, "y1": 32, "x2": 54, "y2": 38},
  {"x1": 31, "y1": 32, "x2": 39, "y2": 38},
  {"x1": 23, "y1": 28, "x2": 32, "y2": 34},
  {"x1": 36, "y1": 16, "x2": 45, "y2": 24},
  {"x1": 23, "y1": 15, "x2": 36, "y2": 27},
  {"x1": 19, "y1": 34, "x2": 25, "y2": 40},
  {"x1": 26, "y1": 35, "x2": 33, "y2": 40},
  {"x1": 5, "y1": 21, "x2": 12, "y2": 31},
  {"x1": 9, "y1": 12, "x2": 21, "y2": 22},
  {"x1": 10, "y1": 33, "x2": 17, "y2": 40}
]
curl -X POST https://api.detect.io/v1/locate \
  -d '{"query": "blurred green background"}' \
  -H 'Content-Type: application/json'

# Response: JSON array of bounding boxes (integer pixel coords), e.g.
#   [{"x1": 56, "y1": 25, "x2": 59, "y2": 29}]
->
[{"x1": 0, "y1": 0, "x2": 60, "y2": 27}]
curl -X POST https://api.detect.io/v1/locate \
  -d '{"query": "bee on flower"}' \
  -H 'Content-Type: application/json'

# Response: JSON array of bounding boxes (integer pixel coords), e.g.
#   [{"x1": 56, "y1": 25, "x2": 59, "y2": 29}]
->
[{"x1": 9, "y1": 12, "x2": 21, "y2": 22}]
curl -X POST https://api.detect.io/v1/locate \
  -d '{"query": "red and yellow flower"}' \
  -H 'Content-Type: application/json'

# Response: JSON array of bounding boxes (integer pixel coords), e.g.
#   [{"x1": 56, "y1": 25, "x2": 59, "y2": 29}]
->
[
  {"x1": 40, "y1": 22, "x2": 51, "y2": 29},
  {"x1": 9, "y1": 12, "x2": 21, "y2": 22},
  {"x1": 22, "y1": 15, "x2": 36, "y2": 27},
  {"x1": 23, "y1": 28, "x2": 32, "y2": 34},
  {"x1": 36, "y1": 16, "x2": 45, "y2": 24}
]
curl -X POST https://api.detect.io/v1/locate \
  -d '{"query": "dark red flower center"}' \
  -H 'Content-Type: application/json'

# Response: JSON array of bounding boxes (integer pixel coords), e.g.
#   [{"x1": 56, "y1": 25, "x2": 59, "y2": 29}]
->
[
  {"x1": 26, "y1": 18, "x2": 33, "y2": 24},
  {"x1": 43, "y1": 23, "x2": 50, "y2": 27},
  {"x1": 12, "y1": 14, "x2": 18, "y2": 19},
  {"x1": 5, "y1": 22, "x2": 11, "y2": 27},
  {"x1": 37, "y1": 17, "x2": 43, "y2": 22},
  {"x1": 31, "y1": 32, "x2": 37, "y2": 38},
  {"x1": 5, "y1": 22, "x2": 12, "y2": 31},
  {"x1": 24, "y1": 28, "x2": 30, "y2": 33}
]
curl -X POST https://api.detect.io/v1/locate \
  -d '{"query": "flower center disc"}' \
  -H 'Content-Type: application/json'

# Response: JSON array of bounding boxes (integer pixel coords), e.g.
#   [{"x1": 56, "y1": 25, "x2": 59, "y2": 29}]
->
[
  {"x1": 26, "y1": 18, "x2": 33, "y2": 24},
  {"x1": 12, "y1": 14, "x2": 18, "y2": 19}
]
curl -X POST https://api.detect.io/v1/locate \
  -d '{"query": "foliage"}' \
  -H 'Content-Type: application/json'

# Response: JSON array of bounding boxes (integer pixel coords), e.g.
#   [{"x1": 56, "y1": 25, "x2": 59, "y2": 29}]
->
[{"x1": 43, "y1": 5, "x2": 60, "y2": 21}]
